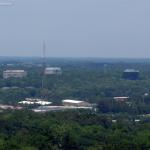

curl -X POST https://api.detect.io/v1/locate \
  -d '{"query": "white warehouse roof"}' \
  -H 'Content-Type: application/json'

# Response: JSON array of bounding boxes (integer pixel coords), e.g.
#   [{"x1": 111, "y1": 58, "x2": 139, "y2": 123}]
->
[
  {"x1": 62, "y1": 99, "x2": 84, "y2": 104},
  {"x1": 114, "y1": 97, "x2": 129, "y2": 99}
]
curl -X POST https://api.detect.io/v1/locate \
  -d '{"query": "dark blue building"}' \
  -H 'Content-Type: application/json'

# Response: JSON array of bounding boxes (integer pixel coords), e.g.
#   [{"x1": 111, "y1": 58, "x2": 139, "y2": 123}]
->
[{"x1": 122, "y1": 69, "x2": 139, "y2": 80}]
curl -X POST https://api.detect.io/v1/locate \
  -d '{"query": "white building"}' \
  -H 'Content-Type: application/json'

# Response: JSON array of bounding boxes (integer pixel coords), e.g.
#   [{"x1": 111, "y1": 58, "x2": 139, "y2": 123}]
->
[
  {"x1": 18, "y1": 98, "x2": 52, "y2": 106},
  {"x1": 44, "y1": 67, "x2": 62, "y2": 75},
  {"x1": 62, "y1": 99, "x2": 92, "y2": 107},
  {"x1": 3, "y1": 70, "x2": 27, "y2": 79},
  {"x1": 18, "y1": 101, "x2": 35, "y2": 105},
  {"x1": 35, "y1": 101, "x2": 52, "y2": 105},
  {"x1": 113, "y1": 97, "x2": 129, "y2": 102}
]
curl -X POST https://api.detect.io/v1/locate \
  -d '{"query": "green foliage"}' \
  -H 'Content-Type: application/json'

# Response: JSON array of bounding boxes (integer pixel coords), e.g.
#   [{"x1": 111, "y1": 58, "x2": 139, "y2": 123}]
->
[
  {"x1": 0, "y1": 59, "x2": 150, "y2": 149},
  {"x1": 0, "y1": 110, "x2": 149, "y2": 150}
]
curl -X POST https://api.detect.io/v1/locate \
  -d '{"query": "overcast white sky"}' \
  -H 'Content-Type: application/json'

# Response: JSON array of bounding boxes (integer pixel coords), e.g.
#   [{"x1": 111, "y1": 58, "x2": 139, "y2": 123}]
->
[{"x1": 0, "y1": 0, "x2": 150, "y2": 57}]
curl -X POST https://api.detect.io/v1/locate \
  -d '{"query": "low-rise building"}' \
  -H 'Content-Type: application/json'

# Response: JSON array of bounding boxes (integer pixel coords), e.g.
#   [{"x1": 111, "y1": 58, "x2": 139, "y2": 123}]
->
[
  {"x1": 122, "y1": 69, "x2": 139, "y2": 80},
  {"x1": 62, "y1": 99, "x2": 92, "y2": 107},
  {"x1": 114, "y1": 97, "x2": 129, "y2": 102},
  {"x1": 18, "y1": 101, "x2": 35, "y2": 105},
  {"x1": 18, "y1": 98, "x2": 52, "y2": 106},
  {"x1": 35, "y1": 101, "x2": 52, "y2": 105},
  {"x1": 44, "y1": 67, "x2": 62, "y2": 75},
  {"x1": 3, "y1": 70, "x2": 27, "y2": 79}
]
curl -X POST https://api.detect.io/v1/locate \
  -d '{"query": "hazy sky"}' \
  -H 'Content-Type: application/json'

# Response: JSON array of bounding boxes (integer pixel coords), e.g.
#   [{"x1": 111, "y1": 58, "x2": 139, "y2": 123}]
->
[{"x1": 0, "y1": 0, "x2": 150, "y2": 57}]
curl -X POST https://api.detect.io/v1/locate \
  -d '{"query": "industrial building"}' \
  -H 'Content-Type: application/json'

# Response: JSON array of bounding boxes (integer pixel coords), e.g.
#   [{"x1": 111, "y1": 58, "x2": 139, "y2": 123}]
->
[
  {"x1": 62, "y1": 99, "x2": 92, "y2": 107},
  {"x1": 3, "y1": 70, "x2": 27, "y2": 79},
  {"x1": 44, "y1": 67, "x2": 62, "y2": 75},
  {"x1": 122, "y1": 69, "x2": 139, "y2": 80}
]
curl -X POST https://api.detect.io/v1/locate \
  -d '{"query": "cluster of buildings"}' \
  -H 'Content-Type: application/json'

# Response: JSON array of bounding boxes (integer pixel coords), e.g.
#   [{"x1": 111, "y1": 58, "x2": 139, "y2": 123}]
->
[
  {"x1": 3, "y1": 67, "x2": 62, "y2": 79},
  {"x1": 3, "y1": 68, "x2": 139, "y2": 80},
  {"x1": 18, "y1": 98, "x2": 92, "y2": 107},
  {"x1": 17, "y1": 98, "x2": 94, "y2": 112},
  {"x1": 2, "y1": 66, "x2": 138, "y2": 112}
]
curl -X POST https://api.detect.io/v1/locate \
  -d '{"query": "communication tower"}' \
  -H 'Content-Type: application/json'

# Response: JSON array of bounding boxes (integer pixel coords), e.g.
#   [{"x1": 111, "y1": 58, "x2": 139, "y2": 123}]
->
[{"x1": 42, "y1": 41, "x2": 46, "y2": 89}]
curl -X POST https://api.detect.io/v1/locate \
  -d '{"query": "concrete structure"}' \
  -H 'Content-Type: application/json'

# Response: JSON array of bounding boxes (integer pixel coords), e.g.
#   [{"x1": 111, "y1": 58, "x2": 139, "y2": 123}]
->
[
  {"x1": 44, "y1": 67, "x2": 62, "y2": 75},
  {"x1": 122, "y1": 69, "x2": 139, "y2": 80},
  {"x1": 62, "y1": 99, "x2": 92, "y2": 107},
  {"x1": 3, "y1": 70, "x2": 27, "y2": 79}
]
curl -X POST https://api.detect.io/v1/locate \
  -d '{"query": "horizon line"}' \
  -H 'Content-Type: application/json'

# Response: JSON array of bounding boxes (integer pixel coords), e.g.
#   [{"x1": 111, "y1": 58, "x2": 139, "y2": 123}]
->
[{"x1": 1, "y1": 56, "x2": 150, "y2": 59}]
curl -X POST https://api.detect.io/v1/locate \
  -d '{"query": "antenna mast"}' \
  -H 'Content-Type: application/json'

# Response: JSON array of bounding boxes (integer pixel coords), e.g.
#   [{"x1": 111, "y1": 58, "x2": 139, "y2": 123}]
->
[
  {"x1": 42, "y1": 41, "x2": 46, "y2": 89},
  {"x1": 43, "y1": 40, "x2": 46, "y2": 69}
]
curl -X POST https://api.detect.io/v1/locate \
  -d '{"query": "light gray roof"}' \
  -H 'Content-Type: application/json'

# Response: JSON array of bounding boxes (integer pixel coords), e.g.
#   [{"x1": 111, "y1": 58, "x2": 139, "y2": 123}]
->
[
  {"x1": 124, "y1": 69, "x2": 139, "y2": 73},
  {"x1": 45, "y1": 67, "x2": 61, "y2": 70}
]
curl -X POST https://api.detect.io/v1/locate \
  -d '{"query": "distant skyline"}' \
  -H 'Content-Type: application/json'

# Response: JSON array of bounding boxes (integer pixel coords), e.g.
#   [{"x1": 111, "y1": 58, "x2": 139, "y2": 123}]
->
[{"x1": 0, "y1": 0, "x2": 150, "y2": 58}]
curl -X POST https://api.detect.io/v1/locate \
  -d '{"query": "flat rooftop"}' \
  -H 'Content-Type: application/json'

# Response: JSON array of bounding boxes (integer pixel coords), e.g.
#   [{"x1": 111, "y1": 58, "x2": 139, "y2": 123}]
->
[
  {"x1": 114, "y1": 97, "x2": 129, "y2": 99},
  {"x1": 45, "y1": 67, "x2": 61, "y2": 70},
  {"x1": 62, "y1": 99, "x2": 84, "y2": 104},
  {"x1": 4, "y1": 70, "x2": 26, "y2": 73},
  {"x1": 124, "y1": 69, "x2": 139, "y2": 73}
]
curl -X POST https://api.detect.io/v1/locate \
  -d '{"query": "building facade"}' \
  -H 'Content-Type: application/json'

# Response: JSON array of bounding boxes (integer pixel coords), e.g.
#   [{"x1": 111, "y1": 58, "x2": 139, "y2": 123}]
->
[
  {"x1": 122, "y1": 69, "x2": 139, "y2": 80},
  {"x1": 3, "y1": 70, "x2": 27, "y2": 79},
  {"x1": 44, "y1": 67, "x2": 62, "y2": 75}
]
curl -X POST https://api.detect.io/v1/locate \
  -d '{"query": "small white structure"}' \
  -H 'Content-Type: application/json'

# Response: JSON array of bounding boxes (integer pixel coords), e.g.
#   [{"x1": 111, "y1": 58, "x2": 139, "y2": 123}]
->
[
  {"x1": 135, "y1": 119, "x2": 140, "y2": 122},
  {"x1": 112, "y1": 120, "x2": 117, "y2": 123},
  {"x1": 62, "y1": 99, "x2": 92, "y2": 107},
  {"x1": 35, "y1": 101, "x2": 52, "y2": 106},
  {"x1": 18, "y1": 101, "x2": 35, "y2": 105},
  {"x1": 45, "y1": 67, "x2": 62, "y2": 75},
  {"x1": 3, "y1": 70, "x2": 27, "y2": 79}
]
